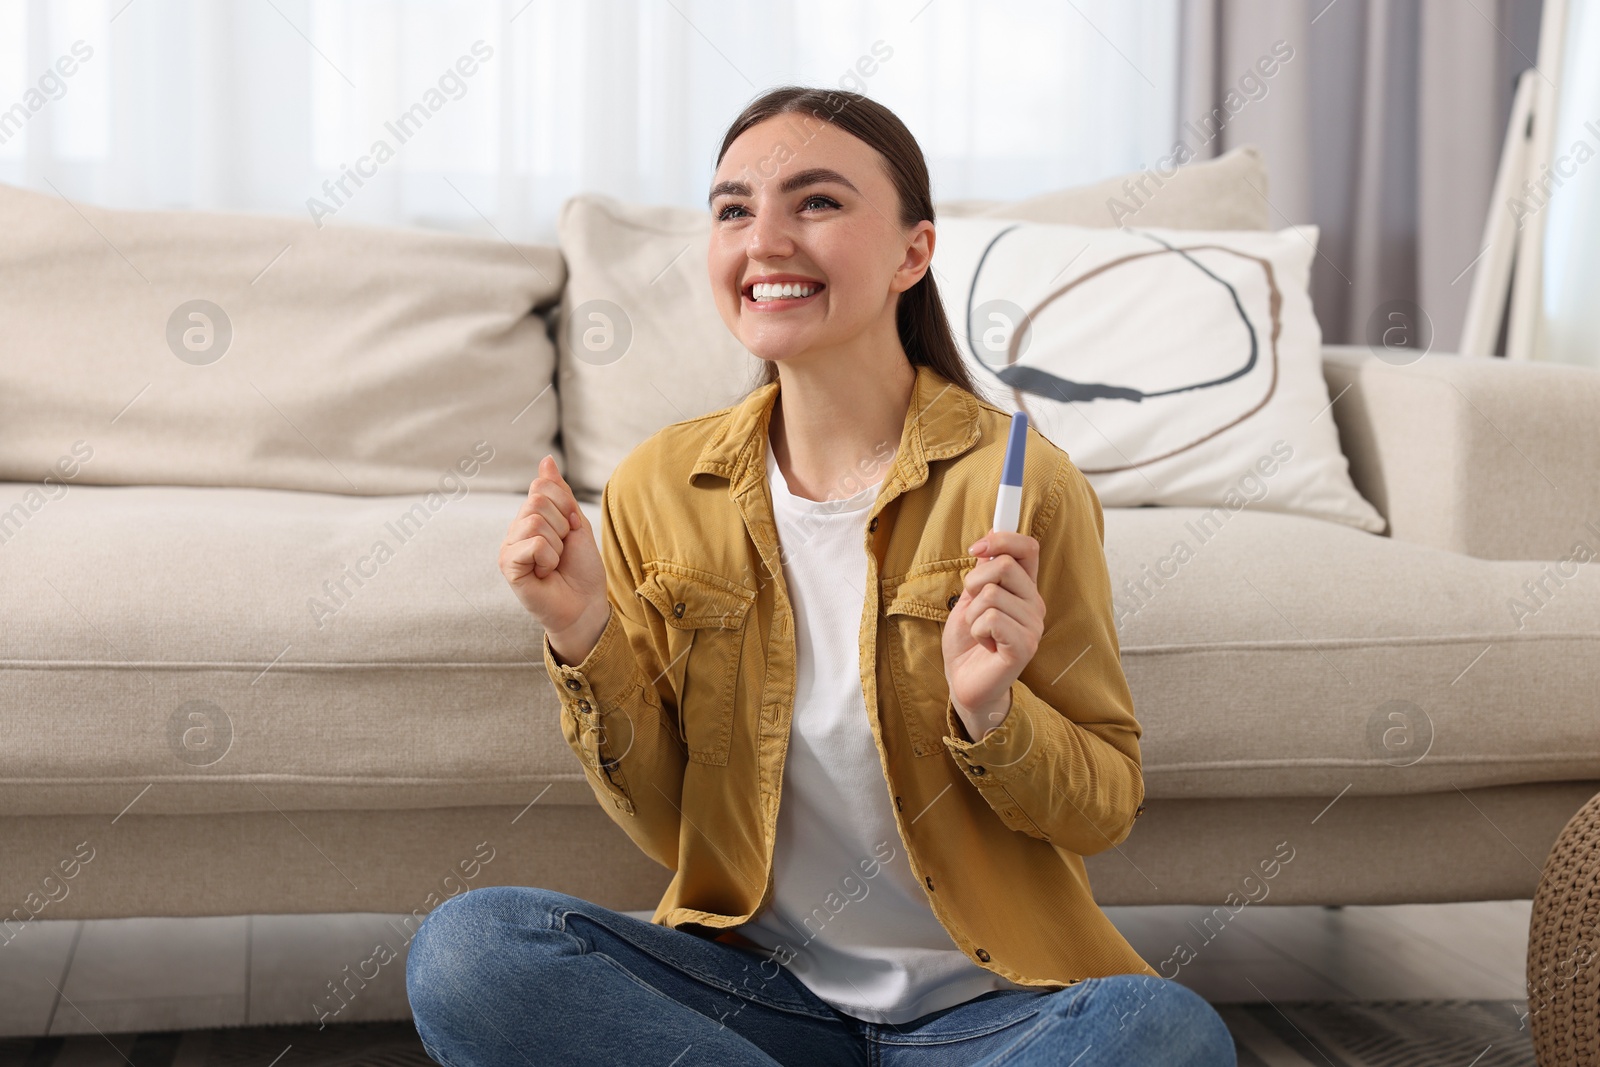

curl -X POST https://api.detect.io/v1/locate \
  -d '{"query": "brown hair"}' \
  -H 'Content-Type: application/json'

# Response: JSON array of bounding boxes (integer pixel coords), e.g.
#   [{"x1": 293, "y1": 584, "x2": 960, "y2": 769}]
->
[{"x1": 713, "y1": 85, "x2": 981, "y2": 399}]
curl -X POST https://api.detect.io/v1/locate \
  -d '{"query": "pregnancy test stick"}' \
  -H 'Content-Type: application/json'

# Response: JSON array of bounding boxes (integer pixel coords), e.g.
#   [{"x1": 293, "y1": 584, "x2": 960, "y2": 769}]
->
[{"x1": 991, "y1": 411, "x2": 1028, "y2": 535}]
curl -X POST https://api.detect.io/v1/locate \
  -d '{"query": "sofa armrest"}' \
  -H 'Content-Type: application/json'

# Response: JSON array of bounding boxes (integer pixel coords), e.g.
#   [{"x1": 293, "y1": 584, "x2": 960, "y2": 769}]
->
[{"x1": 1321, "y1": 345, "x2": 1600, "y2": 560}]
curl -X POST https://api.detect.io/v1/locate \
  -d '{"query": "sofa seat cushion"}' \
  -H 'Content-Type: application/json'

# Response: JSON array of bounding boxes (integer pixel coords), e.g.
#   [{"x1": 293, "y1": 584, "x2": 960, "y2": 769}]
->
[
  {"x1": 1108, "y1": 506, "x2": 1600, "y2": 798},
  {"x1": 3, "y1": 483, "x2": 1594, "y2": 818},
  {"x1": 0, "y1": 481, "x2": 583, "y2": 817}
]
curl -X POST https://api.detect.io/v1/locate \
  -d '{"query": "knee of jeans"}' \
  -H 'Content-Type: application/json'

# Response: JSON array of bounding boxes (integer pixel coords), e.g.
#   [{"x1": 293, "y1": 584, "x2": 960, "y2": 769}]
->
[
  {"x1": 1137, "y1": 977, "x2": 1235, "y2": 1065},
  {"x1": 1087, "y1": 975, "x2": 1235, "y2": 1065},
  {"x1": 405, "y1": 885, "x2": 554, "y2": 1018}
]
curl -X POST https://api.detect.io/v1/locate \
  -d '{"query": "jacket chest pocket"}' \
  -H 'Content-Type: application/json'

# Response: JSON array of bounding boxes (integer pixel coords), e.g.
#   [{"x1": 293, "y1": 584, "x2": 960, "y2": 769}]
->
[
  {"x1": 635, "y1": 562, "x2": 756, "y2": 767},
  {"x1": 881, "y1": 561, "x2": 970, "y2": 758}
]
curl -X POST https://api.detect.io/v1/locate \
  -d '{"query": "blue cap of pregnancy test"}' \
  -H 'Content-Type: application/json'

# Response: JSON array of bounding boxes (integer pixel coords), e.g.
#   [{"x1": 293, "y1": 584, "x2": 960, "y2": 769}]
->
[{"x1": 1001, "y1": 411, "x2": 1028, "y2": 486}]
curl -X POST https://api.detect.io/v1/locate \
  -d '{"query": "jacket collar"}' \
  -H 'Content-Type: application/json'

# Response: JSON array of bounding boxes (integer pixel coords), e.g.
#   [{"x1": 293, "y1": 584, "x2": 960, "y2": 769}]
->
[{"x1": 689, "y1": 362, "x2": 983, "y2": 497}]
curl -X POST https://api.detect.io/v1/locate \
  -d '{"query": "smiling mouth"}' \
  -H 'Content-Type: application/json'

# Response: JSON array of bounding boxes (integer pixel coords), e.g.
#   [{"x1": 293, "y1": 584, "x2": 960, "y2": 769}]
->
[{"x1": 743, "y1": 281, "x2": 826, "y2": 307}]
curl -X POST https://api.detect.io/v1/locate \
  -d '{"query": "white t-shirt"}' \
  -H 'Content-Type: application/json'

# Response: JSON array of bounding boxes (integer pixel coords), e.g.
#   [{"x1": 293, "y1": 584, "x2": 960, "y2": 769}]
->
[{"x1": 735, "y1": 434, "x2": 1030, "y2": 1025}]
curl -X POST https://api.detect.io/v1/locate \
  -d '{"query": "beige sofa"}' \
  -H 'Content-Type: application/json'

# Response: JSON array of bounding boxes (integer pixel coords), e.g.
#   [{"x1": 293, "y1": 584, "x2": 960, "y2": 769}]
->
[
  {"x1": 2, "y1": 154, "x2": 1597, "y2": 929},
  {"x1": 2, "y1": 343, "x2": 1595, "y2": 924}
]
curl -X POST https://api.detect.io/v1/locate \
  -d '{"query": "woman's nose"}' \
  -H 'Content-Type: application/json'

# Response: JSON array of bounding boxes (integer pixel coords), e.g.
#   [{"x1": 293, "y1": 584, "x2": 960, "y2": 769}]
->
[{"x1": 745, "y1": 201, "x2": 795, "y2": 258}]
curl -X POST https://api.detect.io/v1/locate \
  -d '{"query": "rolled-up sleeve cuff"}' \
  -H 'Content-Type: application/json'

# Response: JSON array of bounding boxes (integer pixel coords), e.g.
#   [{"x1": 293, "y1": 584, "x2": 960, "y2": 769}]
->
[
  {"x1": 941, "y1": 680, "x2": 1050, "y2": 836},
  {"x1": 543, "y1": 603, "x2": 625, "y2": 709},
  {"x1": 542, "y1": 605, "x2": 641, "y2": 813},
  {"x1": 941, "y1": 678, "x2": 1046, "y2": 784}
]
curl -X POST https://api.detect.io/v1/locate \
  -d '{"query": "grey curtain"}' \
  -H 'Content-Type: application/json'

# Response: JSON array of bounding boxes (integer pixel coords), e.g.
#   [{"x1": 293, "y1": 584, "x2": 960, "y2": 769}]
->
[{"x1": 1178, "y1": 0, "x2": 1543, "y2": 352}]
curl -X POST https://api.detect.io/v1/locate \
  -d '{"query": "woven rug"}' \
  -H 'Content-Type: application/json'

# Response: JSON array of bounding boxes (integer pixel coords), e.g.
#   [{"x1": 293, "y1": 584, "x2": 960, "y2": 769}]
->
[
  {"x1": 0, "y1": 1001, "x2": 1537, "y2": 1065},
  {"x1": 1222, "y1": 1000, "x2": 1535, "y2": 1066}
]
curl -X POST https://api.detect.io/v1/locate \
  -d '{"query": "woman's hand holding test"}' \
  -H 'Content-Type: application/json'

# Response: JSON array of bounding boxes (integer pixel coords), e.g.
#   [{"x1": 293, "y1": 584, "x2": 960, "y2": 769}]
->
[{"x1": 942, "y1": 529, "x2": 1045, "y2": 743}]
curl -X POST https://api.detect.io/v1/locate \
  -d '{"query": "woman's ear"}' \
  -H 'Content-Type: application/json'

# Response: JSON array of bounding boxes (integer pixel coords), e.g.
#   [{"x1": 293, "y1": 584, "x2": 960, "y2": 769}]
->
[{"x1": 891, "y1": 219, "x2": 936, "y2": 294}]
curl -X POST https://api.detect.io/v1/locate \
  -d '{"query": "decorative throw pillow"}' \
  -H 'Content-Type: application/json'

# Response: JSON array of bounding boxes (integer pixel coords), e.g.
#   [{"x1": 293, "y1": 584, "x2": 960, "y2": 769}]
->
[
  {"x1": 551, "y1": 145, "x2": 1272, "y2": 502},
  {"x1": 0, "y1": 181, "x2": 564, "y2": 496},
  {"x1": 929, "y1": 216, "x2": 1386, "y2": 532}
]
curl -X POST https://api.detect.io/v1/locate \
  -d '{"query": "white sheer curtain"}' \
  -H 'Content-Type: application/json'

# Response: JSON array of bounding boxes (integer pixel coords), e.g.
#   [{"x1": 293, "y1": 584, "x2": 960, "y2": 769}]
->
[
  {"x1": 1539, "y1": 0, "x2": 1600, "y2": 367},
  {"x1": 0, "y1": 0, "x2": 1178, "y2": 243},
  {"x1": 1175, "y1": 0, "x2": 1542, "y2": 351}
]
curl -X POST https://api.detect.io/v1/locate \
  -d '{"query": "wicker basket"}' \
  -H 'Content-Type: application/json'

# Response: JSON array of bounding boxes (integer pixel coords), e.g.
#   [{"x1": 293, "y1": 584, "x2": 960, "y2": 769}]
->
[{"x1": 1528, "y1": 789, "x2": 1600, "y2": 1064}]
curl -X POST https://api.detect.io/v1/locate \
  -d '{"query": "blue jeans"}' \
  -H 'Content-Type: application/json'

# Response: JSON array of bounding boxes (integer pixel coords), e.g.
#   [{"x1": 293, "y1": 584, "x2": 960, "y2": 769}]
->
[{"x1": 406, "y1": 885, "x2": 1235, "y2": 1066}]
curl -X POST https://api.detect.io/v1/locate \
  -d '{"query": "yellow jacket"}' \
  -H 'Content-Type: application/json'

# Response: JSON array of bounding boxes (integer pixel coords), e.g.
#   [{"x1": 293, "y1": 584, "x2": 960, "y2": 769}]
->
[{"x1": 542, "y1": 362, "x2": 1158, "y2": 987}]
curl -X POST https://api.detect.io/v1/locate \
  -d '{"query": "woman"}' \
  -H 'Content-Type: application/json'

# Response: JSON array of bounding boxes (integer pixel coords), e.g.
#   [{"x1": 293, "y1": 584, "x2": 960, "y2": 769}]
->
[{"x1": 406, "y1": 86, "x2": 1235, "y2": 1066}]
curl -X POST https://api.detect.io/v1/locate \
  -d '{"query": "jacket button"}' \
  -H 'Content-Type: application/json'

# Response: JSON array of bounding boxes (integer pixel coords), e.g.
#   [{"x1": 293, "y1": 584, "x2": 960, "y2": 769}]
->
[
  {"x1": 564, "y1": 678, "x2": 582, "y2": 691},
  {"x1": 868, "y1": 517, "x2": 878, "y2": 532},
  {"x1": 975, "y1": 948, "x2": 991, "y2": 962},
  {"x1": 578, "y1": 699, "x2": 591, "y2": 712},
  {"x1": 673, "y1": 602, "x2": 686, "y2": 618},
  {"x1": 1135, "y1": 803, "x2": 1146, "y2": 818},
  {"x1": 894, "y1": 795, "x2": 903, "y2": 811},
  {"x1": 924, "y1": 875, "x2": 934, "y2": 891},
  {"x1": 971, "y1": 765, "x2": 986, "y2": 776},
  {"x1": 947, "y1": 594, "x2": 959, "y2": 609}
]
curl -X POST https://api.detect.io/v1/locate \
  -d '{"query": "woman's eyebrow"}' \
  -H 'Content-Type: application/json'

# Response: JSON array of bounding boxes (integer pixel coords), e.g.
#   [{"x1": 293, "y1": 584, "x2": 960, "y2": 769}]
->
[{"x1": 707, "y1": 167, "x2": 860, "y2": 206}]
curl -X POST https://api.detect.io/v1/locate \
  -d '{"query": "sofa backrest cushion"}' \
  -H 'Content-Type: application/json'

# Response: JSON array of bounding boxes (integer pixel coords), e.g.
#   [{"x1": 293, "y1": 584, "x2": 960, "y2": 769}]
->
[
  {"x1": 938, "y1": 144, "x2": 1270, "y2": 229},
  {"x1": 0, "y1": 181, "x2": 564, "y2": 496}
]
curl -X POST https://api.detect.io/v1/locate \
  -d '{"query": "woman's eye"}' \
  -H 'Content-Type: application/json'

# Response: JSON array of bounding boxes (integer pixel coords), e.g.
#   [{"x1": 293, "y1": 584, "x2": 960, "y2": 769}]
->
[{"x1": 715, "y1": 195, "x2": 837, "y2": 221}]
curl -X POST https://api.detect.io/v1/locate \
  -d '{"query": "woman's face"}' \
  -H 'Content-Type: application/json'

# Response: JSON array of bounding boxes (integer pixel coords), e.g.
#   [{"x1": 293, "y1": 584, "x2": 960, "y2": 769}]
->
[{"x1": 707, "y1": 114, "x2": 934, "y2": 366}]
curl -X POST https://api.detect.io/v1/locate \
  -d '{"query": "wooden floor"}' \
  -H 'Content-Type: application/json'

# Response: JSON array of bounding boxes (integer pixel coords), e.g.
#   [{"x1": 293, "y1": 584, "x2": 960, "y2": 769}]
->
[{"x1": 0, "y1": 900, "x2": 1532, "y2": 1038}]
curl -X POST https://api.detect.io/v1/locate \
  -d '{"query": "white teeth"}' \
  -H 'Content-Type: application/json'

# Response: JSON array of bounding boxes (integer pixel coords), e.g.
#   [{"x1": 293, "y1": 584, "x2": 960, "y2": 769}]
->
[{"x1": 750, "y1": 282, "x2": 819, "y2": 301}]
